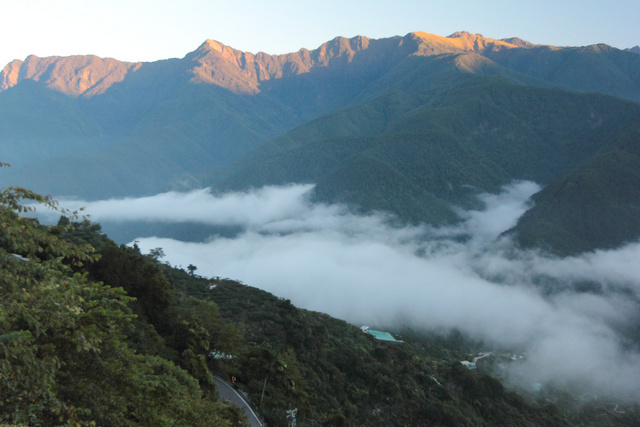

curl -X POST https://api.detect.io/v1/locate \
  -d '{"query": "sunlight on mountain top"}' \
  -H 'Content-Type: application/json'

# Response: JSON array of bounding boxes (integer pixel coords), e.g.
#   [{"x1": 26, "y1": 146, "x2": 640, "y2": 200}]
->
[{"x1": 413, "y1": 31, "x2": 519, "y2": 52}]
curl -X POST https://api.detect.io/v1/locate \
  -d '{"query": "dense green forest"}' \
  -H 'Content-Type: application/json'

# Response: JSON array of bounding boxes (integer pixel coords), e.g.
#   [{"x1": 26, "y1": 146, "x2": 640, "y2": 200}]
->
[
  {"x1": 200, "y1": 75, "x2": 640, "y2": 254},
  {"x1": 2, "y1": 186, "x2": 639, "y2": 426},
  {"x1": 510, "y1": 119, "x2": 640, "y2": 254},
  {"x1": 0, "y1": 186, "x2": 248, "y2": 426}
]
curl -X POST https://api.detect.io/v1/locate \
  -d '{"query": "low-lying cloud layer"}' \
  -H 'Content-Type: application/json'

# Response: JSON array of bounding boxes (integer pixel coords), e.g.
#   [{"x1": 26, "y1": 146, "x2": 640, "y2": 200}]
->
[{"x1": 58, "y1": 182, "x2": 640, "y2": 397}]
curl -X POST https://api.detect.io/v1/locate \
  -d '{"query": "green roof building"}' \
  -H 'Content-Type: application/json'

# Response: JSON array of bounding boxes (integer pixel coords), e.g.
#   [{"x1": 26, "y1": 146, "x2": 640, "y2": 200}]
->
[{"x1": 361, "y1": 326, "x2": 403, "y2": 343}]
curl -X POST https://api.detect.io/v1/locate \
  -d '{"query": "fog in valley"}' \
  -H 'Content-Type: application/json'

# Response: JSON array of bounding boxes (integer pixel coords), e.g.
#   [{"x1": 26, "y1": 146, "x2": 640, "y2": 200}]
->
[{"x1": 53, "y1": 182, "x2": 640, "y2": 397}]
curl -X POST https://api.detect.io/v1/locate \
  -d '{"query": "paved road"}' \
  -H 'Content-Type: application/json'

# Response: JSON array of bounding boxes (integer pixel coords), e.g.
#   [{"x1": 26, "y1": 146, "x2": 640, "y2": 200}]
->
[
  {"x1": 214, "y1": 376, "x2": 263, "y2": 427},
  {"x1": 472, "y1": 352, "x2": 492, "y2": 363}
]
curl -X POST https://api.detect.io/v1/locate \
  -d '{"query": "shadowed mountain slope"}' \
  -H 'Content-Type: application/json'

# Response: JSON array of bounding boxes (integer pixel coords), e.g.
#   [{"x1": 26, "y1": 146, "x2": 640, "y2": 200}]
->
[
  {"x1": 510, "y1": 118, "x2": 640, "y2": 255},
  {"x1": 2, "y1": 31, "x2": 640, "y2": 253},
  {"x1": 199, "y1": 76, "x2": 640, "y2": 230}
]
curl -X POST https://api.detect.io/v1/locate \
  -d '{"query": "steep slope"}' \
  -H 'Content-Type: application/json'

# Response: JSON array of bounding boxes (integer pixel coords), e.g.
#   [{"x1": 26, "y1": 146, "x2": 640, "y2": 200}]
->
[
  {"x1": 0, "y1": 80, "x2": 106, "y2": 168},
  {"x1": 185, "y1": 35, "x2": 390, "y2": 94},
  {"x1": 2, "y1": 30, "x2": 640, "y2": 216},
  {"x1": 204, "y1": 280, "x2": 570, "y2": 426},
  {"x1": 412, "y1": 31, "x2": 519, "y2": 54},
  {"x1": 0, "y1": 191, "x2": 246, "y2": 426},
  {"x1": 0, "y1": 54, "x2": 141, "y2": 97},
  {"x1": 201, "y1": 76, "x2": 640, "y2": 230},
  {"x1": 5, "y1": 127, "x2": 217, "y2": 198},
  {"x1": 486, "y1": 43, "x2": 640, "y2": 102},
  {"x1": 0, "y1": 34, "x2": 422, "y2": 198},
  {"x1": 511, "y1": 118, "x2": 640, "y2": 254},
  {"x1": 3, "y1": 30, "x2": 640, "y2": 106},
  {"x1": 179, "y1": 31, "x2": 520, "y2": 96}
]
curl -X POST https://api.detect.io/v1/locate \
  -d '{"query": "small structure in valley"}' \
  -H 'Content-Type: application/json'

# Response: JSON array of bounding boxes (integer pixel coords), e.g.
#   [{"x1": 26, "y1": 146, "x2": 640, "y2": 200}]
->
[
  {"x1": 209, "y1": 350, "x2": 234, "y2": 360},
  {"x1": 460, "y1": 361, "x2": 476, "y2": 370},
  {"x1": 360, "y1": 326, "x2": 403, "y2": 343},
  {"x1": 11, "y1": 253, "x2": 29, "y2": 262}
]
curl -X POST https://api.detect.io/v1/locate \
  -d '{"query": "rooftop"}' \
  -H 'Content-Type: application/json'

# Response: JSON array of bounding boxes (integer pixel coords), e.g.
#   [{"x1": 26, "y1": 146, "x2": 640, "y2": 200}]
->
[{"x1": 361, "y1": 326, "x2": 403, "y2": 343}]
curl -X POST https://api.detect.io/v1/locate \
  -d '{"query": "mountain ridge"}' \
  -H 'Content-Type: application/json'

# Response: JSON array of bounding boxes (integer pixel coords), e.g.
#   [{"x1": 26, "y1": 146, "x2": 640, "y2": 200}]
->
[
  {"x1": 3, "y1": 30, "x2": 636, "y2": 104},
  {"x1": 412, "y1": 31, "x2": 521, "y2": 54},
  {"x1": 0, "y1": 31, "x2": 536, "y2": 98},
  {"x1": 2, "y1": 30, "x2": 640, "y2": 255},
  {"x1": 2, "y1": 30, "x2": 635, "y2": 102},
  {"x1": 0, "y1": 54, "x2": 142, "y2": 97}
]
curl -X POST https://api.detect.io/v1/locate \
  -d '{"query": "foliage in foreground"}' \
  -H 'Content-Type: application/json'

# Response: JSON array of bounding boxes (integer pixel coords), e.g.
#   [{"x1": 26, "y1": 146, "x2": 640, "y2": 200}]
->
[
  {"x1": 2, "y1": 185, "x2": 638, "y2": 426},
  {"x1": 0, "y1": 187, "x2": 244, "y2": 426}
]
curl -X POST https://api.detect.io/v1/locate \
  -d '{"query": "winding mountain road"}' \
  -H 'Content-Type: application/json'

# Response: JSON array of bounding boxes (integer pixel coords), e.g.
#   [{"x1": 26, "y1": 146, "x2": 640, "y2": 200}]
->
[{"x1": 214, "y1": 376, "x2": 263, "y2": 427}]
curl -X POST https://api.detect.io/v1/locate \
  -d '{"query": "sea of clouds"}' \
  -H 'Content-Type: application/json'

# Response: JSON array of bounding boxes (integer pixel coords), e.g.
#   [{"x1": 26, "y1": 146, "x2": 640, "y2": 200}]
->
[{"x1": 53, "y1": 182, "x2": 640, "y2": 397}]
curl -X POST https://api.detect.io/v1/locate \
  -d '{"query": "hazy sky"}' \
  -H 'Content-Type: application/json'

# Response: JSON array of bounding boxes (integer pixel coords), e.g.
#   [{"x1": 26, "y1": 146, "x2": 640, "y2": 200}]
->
[{"x1": 1, "y1": 0, "x2": 638, "y2": 68}]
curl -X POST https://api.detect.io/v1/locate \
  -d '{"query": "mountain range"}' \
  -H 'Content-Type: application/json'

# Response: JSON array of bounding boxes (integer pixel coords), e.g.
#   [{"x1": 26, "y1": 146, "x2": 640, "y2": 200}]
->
[{"x1": 1, "y1": 31, "x2": 640, "y2": 254}]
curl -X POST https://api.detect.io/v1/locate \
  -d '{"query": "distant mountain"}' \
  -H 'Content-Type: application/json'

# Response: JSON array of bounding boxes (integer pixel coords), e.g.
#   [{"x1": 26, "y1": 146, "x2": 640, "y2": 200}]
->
[
  {"x1": 2, "y1": 31, "x2": 640, "y2": 253},
  {"x1": 510, "y1": 119, "x2": 640, "y2": 254},
  {"x1": 485, "y1": 43, "x2": 640, "y2": 101},
  {"x1": 0, "y1": 80, "x2": 106, "y2": 168},
  {"x1": 0, "y1": 31, "x2": 521, "y2": 98},
  {"x1": 0, "y1": 33, "x2": 428, "y2": 198},
  {"x1": 201, "y1": 76, "x2": 640, "y2": 238},
  {"x1": 499, "y1": 37, "x2": 536, "y2": 48},
  {"x1": 0, "y1": 54, "x2": 140, "y2": 97},
  {"x1": 626, "y1": 46, "x2": 640, "y2": 54}
]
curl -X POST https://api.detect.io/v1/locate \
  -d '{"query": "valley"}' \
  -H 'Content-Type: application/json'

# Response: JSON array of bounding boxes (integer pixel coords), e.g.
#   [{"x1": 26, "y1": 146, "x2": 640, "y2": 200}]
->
[{"x1": 2, "y1": 30, "x2": 640, "y2": 425}]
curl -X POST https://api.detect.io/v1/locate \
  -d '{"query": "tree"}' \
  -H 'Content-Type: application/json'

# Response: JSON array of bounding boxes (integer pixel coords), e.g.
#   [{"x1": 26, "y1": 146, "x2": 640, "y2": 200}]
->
[
  {"x1": 187, "y1": 264, "x2": 198, "y2": 276},
  {"x1": 89, "y1": 241, "x2": 176, "y2": 328},
  {"x1": 170, "y1": 297, "x2": 242, "y2": 389},
  {"x1": 0, "y1": 185, "x2": 242, "y2": 426},
  {"x1": 149, "y1": 247, "x2": 165, "y2": 261}
]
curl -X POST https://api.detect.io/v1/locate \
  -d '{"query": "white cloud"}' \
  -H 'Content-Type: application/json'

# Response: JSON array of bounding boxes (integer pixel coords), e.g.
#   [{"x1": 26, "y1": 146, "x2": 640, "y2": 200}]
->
[
  {"x1": 57, "y1": 184, "x2": 316, "y2": 227},
  {"x1": 60, "y1": 182, "x2": 640, "y2": 397}
]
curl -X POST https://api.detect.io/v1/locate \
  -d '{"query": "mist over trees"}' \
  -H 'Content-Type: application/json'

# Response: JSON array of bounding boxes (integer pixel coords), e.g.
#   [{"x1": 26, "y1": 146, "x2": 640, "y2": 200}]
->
[
  {"x1": 3, "y1": 182, "x2": 639, "y2": 425},
  {"x1": 2, "y1": 30, "x2": 640, "y2": 426},
  {"x1": 0, "y1": 187, "x2": 246, "y2": 425}
]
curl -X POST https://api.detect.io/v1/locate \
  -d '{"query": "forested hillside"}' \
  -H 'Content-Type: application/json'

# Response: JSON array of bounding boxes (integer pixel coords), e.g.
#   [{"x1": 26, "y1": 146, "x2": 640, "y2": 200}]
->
[
  {"x1": 2, "y1": 186, "x2": 639, "y2": 425},
  {"x1": 2, "y1": 31, "x2": 640, "y2": 202},
  {"x1": 511, "y1": 119, "x2": 640, "y2": 254},
  {"x1": 2, "y1": 31, "x2": 640, "y2": 253},
  {"x1": 0, "y1": 185, "x2": 248, "y2": 426},
  {"x1": 202, "y1": 75, "x2": 640, "y2": 253}
]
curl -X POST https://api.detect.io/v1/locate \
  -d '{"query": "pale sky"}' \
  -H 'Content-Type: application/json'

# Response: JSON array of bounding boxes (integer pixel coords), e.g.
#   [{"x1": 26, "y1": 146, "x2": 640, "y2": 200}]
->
[{"x1": 1, "y1": 0, "x2": 638, "y2": 68}]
